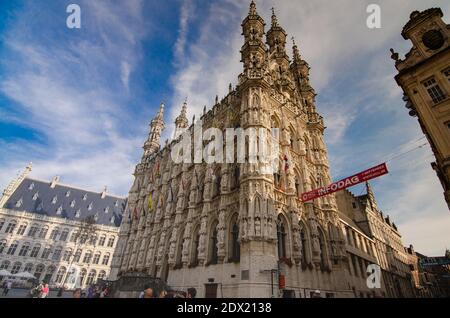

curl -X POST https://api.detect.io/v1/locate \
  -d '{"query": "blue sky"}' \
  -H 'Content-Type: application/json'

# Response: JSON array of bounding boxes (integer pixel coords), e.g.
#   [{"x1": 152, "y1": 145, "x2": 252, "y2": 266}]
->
[{"x1": 0, "y1": 0, "x2": 449, "y2": 256}]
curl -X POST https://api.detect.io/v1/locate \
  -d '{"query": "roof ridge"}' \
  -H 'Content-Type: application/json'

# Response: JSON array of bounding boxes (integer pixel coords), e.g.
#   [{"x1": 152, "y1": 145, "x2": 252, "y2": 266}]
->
[{"x1": 25, "y1": 177, "x2": 126, "y2": 199}]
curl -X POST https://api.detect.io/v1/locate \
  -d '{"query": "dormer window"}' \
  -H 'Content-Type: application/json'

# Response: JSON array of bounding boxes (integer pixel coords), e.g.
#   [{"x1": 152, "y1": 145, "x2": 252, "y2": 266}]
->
[
  {"x1": 94, "y1": 213, "x2": 99, "y2": 221},
  {"x1": 83, "y1": 194, "x2": 88, "y2": 201},
  {"x1": 70, "y1": 200, "x2": 76, "y2": 208},
  {"x1": 104, "y1": 206, "x2": 109, "y2": 214},
  {"x1": 32, "y1": 192, "x2": 39, "y2": 201},
  {"x1": 114, "y1": 200, "x2": 119, "y2": 207},
  {"x1": 52, "y1": 196, "x2": 58, "y2": 204},
  {"x1": 110, "y1": 216, "x2": 115, "y2": 224},
  {"x1": 65, "y1": 190, "x2": 71, "y2": 197},
  {"x1": 56, "y1": 206, "x2": 63, "y2": 215},
  {"x1": 28, "y1": 183, "x2": 35, "y2": 190},
  {"x1": 88, "y1": 202, "x2": 93, "y2": 211},
  {"x1": 75, "y1": 209, "x2": 81, "y2": 218},
  {"x1": 36, "y1": 203, "x2": 43, "y2": 212},
  {"x1": 15, "y1": 198, "x2": 23, "y2": 208}
]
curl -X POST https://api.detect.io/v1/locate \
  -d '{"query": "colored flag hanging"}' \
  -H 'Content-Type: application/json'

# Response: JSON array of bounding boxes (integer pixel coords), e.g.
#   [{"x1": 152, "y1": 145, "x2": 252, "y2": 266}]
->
[
  {"x1": 148, "y1": 194, "x2": 153, "y2": 211},
  {"x1": 284, "y1": 155, "x2": 289, "y2": 172}
]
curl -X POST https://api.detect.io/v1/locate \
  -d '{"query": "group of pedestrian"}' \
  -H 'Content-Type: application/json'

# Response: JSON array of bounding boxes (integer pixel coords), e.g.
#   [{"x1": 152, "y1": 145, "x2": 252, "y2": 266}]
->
[
  {"x1": 29, "y1": 282, "x2": 49, "y2": 298},
  {"x1": 70, "y1": 284, "x2": 109, "y2": 298},
  {"x1": 138, "y1": 286, "x2": 196, "y2": 299}
]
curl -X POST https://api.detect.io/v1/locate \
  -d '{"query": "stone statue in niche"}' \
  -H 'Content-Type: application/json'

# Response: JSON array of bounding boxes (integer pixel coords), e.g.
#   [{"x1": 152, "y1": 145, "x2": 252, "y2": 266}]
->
[{"x1": 255, "y1": 217, "x2": 261, "y2": 237}]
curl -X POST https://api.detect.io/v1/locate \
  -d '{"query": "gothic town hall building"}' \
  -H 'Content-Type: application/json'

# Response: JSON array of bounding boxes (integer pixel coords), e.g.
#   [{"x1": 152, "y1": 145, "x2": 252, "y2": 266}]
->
[{"x1": 111, "y1": 2, "x2": 416, "y2": 298}]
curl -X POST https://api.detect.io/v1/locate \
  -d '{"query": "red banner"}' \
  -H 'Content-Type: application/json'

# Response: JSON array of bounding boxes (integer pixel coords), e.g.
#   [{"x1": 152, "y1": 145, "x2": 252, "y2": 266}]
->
[{"x1": 300, "y1": 163, "x2": 388, "y2": 202}]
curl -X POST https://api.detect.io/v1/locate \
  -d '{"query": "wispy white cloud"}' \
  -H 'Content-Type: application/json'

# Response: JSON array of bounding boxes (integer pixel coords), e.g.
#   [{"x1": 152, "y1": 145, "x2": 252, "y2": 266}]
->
[{"x1": 0, "y1": 0, "x2": 150, "y2": 195}]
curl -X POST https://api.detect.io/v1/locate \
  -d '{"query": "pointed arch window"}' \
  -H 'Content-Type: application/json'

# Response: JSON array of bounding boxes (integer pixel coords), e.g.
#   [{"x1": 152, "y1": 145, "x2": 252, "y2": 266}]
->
[
  {"x1": 70, "y1": 200, "x2": 76, "y2": 208},
  {"x1": 318, "y1": 229, "x2": 327, "y2": 270},
  {"x1": 191, "y1": 227, "x2": 200, "y2": 267},
  {"x1": 56, "y1": 206, "x2": 63, "y2": 215},
  {"x1": 209, "y1": 222, "x2": 219, "y2": 265},
  {"x1": 277, "y1": 218, "x2": 287, "y2": 259},
  {"x1": 52, "y1": 196, "x2": 58, "y2": 204},
  {"x1": 229, "y1": 217, "x2": 240, "y2": 262},
  {"x1": 28, "y1": 183, "x2": 35, "y2": 190},
  {"x1": 32, "y1": 192, "x2": 39, "y2": 201},
  {"x1": 83, "y1": 194, "x2": 88, "y2": 201},
  {"x1": 75, "y1": 209, "x2": 81, "y2": 218},
  {"x1": 65, "y1": 190, "x2": 71, "y2": 197}
]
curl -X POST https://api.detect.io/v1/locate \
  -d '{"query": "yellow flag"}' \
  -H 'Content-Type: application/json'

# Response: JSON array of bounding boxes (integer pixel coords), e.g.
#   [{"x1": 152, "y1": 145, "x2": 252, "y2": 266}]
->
[{"x1": 148, "y1": 194, "x2": 153, "y2": 211}]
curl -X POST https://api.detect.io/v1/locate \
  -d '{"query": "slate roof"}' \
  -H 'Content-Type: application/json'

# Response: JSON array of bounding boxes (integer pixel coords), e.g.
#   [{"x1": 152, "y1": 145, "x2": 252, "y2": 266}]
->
[{"x1": 4, "y1": 177, "x2": 126, "y2": 227}]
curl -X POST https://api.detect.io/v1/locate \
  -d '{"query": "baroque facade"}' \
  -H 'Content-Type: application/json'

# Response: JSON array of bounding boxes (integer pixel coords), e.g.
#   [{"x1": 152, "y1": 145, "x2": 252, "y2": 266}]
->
[
  {"x1": 392, "y1": 8, "x2": 450, "y2": 209},
  {"x1": 0, "y1": 164, "x2": 126, "y2": 289},
  {"x1": 112, "y1": 2, "x2": 417, "y2": 298}
]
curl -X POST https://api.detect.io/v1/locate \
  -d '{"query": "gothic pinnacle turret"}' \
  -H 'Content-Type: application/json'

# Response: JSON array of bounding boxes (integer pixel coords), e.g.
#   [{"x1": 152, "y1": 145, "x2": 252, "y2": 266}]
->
[
  {"x1": 143, "y1": 103, "x2": 165, "y2": 157},
  {"x1": 266, "y1": 7, "x2": 287, "y2": 56},
  {"x1": 174, "y1": 99, "x2": 188, "y2": 139}
]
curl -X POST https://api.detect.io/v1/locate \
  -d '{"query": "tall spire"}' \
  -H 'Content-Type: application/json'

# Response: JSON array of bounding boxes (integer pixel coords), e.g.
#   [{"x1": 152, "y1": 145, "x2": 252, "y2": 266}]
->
[
  {"x1": 266, "y1": 6, "x2": 287, "y2": 56},
  {"x1": 292, "y1": 37, "x2": 301, "y2": 62},
  {"x1": 249, "y1": 1, "x2": 257, "y2": 16},
  {"x1": 271, "y1": 7, "x2": 279, "y2": 27},
  {"x1": 174, "y1": 99, "x2": 189, "y2": 138},
  {"x1": 143, "y1": 103, "x2": 165, "y2": 157}
]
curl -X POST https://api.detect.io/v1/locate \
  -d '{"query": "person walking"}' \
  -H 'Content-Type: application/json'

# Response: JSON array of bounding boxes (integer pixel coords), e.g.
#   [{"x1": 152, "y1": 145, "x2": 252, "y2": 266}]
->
[
  {"x1": 57, "y1": 286, "x2": 64, "y2": 297},
  {"x1": 139, "y1": 285, "x2": 154, "y2": 298},
  {"x1": 40, "y1": 283, "x2": 49, "y2": 298},
  {"x1": 73, "y1": 288, "x2": 82, "y2": 298},
  {"x1": 2, "y1": 281, "x2": 12, "y2": 296}
]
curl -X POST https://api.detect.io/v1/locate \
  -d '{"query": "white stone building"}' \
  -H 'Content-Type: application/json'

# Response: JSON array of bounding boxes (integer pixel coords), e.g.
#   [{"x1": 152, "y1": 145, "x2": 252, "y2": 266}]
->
[{"x1": 0, "y1": 164, "x2": 126, "y2": 289}]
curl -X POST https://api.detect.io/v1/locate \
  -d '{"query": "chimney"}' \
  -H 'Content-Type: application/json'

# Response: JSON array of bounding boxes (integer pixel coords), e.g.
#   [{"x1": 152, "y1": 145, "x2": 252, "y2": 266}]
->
[
  {"x1": 101, "y1": 186, "x2": 107, "y2": 199},
  {"x1": 50, "y1": 176, "x2": 60, "y2": 188}
]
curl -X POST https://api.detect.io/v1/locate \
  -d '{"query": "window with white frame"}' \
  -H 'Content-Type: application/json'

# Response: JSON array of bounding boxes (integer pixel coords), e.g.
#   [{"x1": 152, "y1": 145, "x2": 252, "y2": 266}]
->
[
  {"x1": 39, "y1": 226, "x2": 49, "y2": 239},
  {"x1": 24, "y1": 263, "x2": 33, "y2": 273},
  {"x1": 107, "y1": 236, "x2": 115, "y2": 247},
  {"x1": 18, "y1": 242, "x2": 31, "y2": 256},
  {"x1": 98, "y1": 270, "x2": 106, "y2": 280},
  {"x1": 11, "y1": 262, "x2": 22, "y2": 274},
  {"x1": 0, "y1": 260, "x2": 10, "y2": 270},
  {"x1": 30, "y1": 244, "x2": 41, "y2": 258},
  {"x1": 62, "y1": 249, "x2": 72, "y2": 262},
  {"x1": 0, "y1": 240, "x2": 6, "y2": 254},
  {"x1": 34, "y1": 264, "x2": 44, "y2": 280},
  {"x1": 423, "y1": 77, "x2": 446, "y2": 104},
  {"x1": 16, "y1": 223, "x2": 27, "y2": 235},
  {"x1": 27, "y1": 225, "x2": 39, "y2": 237},
  {"x1": 52, "y1": 247, "x2": 62, "y2": 261},
  {"x1": 5, "y1": 221, "x2": 17, "y2": 234},
  {"x1": 41, "y1": 246, "x2": 52, "y2": 259},
  {"x1": 98, "y1": 235, "x2": 106, "y2": 246},
  {"x1": 102, "y1": 253, "x2": 110, "y2": 265},
  {"x1": 86, "y1": 270, "x2": 97, "y2": 285},
  {"x1": 60, "y1": 229, "x2": 69, "y2": 241},
  {"x1": 50, "y1": 228, "x2": 60, "y2": 241},
  {"x1": 93, "y1": 252, "x2": 101, "y2": 264},
  {"x1": 83, "y1": 251, "x2": 92, "y2": 264},
  {"x1": 7, "y1": 241, "x2": 19, "y2": 255}
]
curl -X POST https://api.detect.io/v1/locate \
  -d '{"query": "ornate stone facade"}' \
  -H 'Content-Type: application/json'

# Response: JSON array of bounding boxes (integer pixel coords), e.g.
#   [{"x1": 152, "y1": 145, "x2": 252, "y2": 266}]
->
[
  {"x1": 111, "y1": 2, "x2": 351, "y2": 298},
  {"x1": 392, "y1": 8, "x2": 450, "y2": 209},
  {"x1": 0, "y1": 164, "x2": 126, "y2": 289}
]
